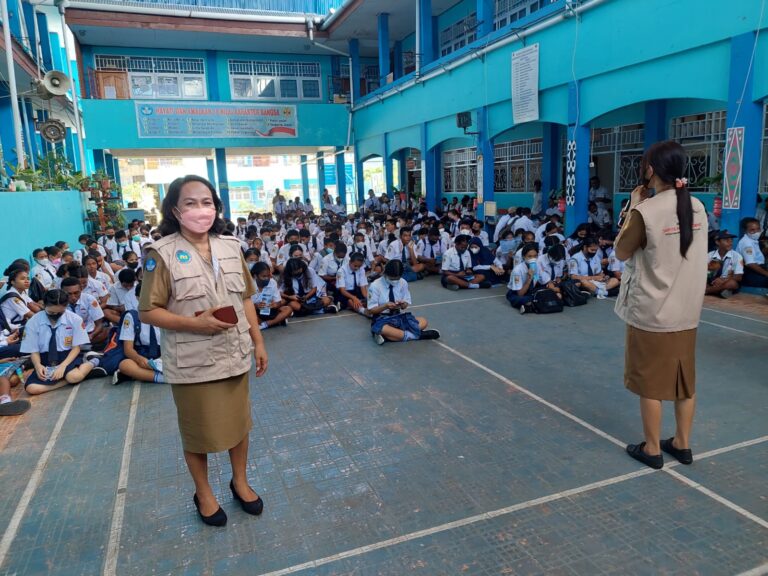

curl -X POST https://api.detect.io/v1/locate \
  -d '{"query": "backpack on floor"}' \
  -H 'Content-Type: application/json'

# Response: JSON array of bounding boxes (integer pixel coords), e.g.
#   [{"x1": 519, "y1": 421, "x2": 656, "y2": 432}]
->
[
  {"x1": 532, "y1": 288, "x2": 563, "y2": 314},
  {"x1": 560, "y1": 279, "x2": 588, "y2": 307}
]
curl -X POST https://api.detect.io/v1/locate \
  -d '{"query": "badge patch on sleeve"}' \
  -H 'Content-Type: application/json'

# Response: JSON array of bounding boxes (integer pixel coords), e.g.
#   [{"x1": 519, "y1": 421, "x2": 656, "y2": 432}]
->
[{"x1": 145, "y1": 258, "x2": 157, "y2": 272}]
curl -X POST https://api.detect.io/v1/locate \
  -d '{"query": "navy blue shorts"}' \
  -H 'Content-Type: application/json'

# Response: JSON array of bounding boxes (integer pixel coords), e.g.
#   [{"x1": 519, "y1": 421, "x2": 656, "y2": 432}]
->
[{"x1": 25, "y1": 355, "x2": 84, "y2": 388}]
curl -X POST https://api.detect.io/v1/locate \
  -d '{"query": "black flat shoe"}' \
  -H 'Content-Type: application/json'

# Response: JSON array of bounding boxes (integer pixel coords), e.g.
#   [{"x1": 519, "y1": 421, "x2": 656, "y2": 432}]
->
[
  {"x1": 0, "y1": 399, "x2": 31, "y2": 416},
  {"x1": 230, "y1": 480, "x2": 264, "y2": 516},
  {"x1": 661, "y1": 437, "x2": 693, "y2": 465},
  {"x1": 626, "y1": 442, "x2": 664, "y2": 470},
  {"x1": 193, "y1": 494, "x2": 227, "y2": 527}
]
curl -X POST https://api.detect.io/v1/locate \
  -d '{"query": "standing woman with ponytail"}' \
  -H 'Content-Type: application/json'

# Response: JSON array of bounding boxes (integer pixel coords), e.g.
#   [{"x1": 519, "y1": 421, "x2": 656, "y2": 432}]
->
[{"x1": 614, "y1": 141, "x2": 707, "y2": 470}]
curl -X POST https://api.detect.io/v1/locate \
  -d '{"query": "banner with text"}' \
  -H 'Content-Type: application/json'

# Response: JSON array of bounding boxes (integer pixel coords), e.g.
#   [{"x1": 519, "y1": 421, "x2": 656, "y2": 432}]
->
[
  {"x1": 512, "y1": 44, "x2": 540, "y2": 125},
  {"x1": 136, "y1": 102, "x2": 298, "y2": 139}
]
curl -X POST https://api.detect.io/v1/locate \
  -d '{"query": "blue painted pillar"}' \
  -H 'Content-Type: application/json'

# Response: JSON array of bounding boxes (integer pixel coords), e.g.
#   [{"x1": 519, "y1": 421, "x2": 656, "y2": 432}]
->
[
  {"x1": 205, "y1": 51, "x2": 220, "y2": 100},
  {"x1": 383, "y1": 135, "x2": 393, "y2": 198},
  {"x1": 316, "y1": 152, "x2": 326, "y2": 197},
  {"x1": 542, "y1": 123, "x2": 561, "y2": 202},
  {"x1": 566, "y1": 82, "x2": 590, "y2": 234},
  {"x1": 420, "y1": 123, "x2": 437, "y2": 211},
  {"x1": 157, "y1": 183, "x2": 165, "y2": 204},
  {"x1": 722, "y1": 32, "x2": 763, "y2": 234},
  {"x1": 36, "y1": 11, "x2": 53, "y2": 72},
  {"x1": 64, "y1": 128, "x2": 77, "y2": 170},
  {"x1": 215, "y1": 148, "x2": 231, "y2": 219},
  {"x1": 349, "y1": 39, "x2": 361, "y2": 103},
  {"x1": 378, "y1": 13, "x2": 390, "y2": 87},
  {"x1": 418, "y1": 0, "x2": 435, "y2": 68},
  {"x1": 8, "y1": 0, "x2": 23, "y2": 40},
  {"x1": 104, "y1": 153, "x2": 115, "y2": 178},
  {"x1": 112, "y1": 157, "x2": 122, "y2": 186},
  {"x1": 476, "y1": 107, "x2": 494, "y2": 221},
  {"x1": 354, "y1": 148, "x2": 365, "y2": 208},
  {"x1": 25, "y1": 101, "x2": 41, "y2": 162},
  {"x1": 393, "y1": 41, "x2": 403, "y2": 80},
  {"x1": 396, "y1": 149, "x2": 407, "y2": 190},
  {"x1": 300, "y1": 155, "x2": 310, "y2": 201},
  {"x1": 644, "y1": 100, "x2": 667, "y2": 150},
  {"x1": 335, "y1": 147, "x2": 347, "y2": 207},
  {"x1": 206, "y1": 157, "x2": 216, "y2": 185},
  {"x1": 477, "y1": 0, "x2": 494, "y2": 38},
  {"x1": 0, "y1": 89, "x2": 20, "y2": 169}
]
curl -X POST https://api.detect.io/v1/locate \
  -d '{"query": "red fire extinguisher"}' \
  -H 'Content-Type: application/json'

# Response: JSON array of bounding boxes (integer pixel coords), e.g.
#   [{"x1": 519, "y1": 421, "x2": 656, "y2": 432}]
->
[
  {"x1": 713, "y1": 195, "x2": 722, "y2": 218},
  {"x1": 557, "y1": 196, "x2": 566, "y2": 213}
]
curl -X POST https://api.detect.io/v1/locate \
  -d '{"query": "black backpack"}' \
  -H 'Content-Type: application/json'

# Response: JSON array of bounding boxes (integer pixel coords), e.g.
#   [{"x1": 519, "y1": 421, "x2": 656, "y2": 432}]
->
[
  {"x1": 561, "y1": 279, "x2": 589, "y2": 307},
  {"x1": 532, "y1": 288, "x2": 563, "y2": 314}
]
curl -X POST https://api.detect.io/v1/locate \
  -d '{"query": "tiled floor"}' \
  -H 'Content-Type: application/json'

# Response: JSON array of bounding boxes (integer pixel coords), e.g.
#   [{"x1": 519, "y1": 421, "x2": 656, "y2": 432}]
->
[{"x1": 0, "y1": 281, "x2": 766, "y2": 575}]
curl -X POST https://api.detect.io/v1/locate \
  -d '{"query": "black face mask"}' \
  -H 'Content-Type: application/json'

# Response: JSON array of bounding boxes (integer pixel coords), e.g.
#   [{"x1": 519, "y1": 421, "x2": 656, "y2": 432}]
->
[
  {"x1": 289, "y1": 240, "x2": 299, "y2": 246},
  {"x1": 47, "y1": 312, "x2": 63, "y2": 322},
  {"x1": 126, "y1": 262, "x2": 139, "y2": 270},
  {"x1": 587, "y1": 251, "x2": 598, "y2": 259},
  {"x1": 256, "y1": 278, "x2": 270, "y2": 288}
]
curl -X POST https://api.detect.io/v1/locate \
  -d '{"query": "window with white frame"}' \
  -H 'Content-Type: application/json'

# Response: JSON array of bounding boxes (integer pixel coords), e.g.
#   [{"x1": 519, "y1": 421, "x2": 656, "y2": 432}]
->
[
  {"x1": 443, "y1": 147, "x2": 478, "y2": 194},
  {"x1": 95, "y1": 54, "x2": 206, "y2": 100},
  {"x1": 494, "y1": 139, "x2": 542, "y2": 192},
  {"x1": 229, "y1": 60, "x2": 321, "y2": 101},
  {"x1": 670, "y1": 110, "x2": 726, "y2": 192},
  {"x1": 229, "y1": 187, "x2": 253, "y2": 202},
  {"x1": 494, "y1": 0, "x2": 558, "y2": 30},
  {"x1": 440, "y1": 13, "x2": 478, "y2": 57}
]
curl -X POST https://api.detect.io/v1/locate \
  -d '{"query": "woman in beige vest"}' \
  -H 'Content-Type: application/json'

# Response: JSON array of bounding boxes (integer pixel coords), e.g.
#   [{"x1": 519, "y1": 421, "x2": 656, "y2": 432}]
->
[
  {"x1": 139, "y1": 175, "x2": 268, "y2": 527},
  {"x1": 614, "y1": 141, "x2": 707, "y2": 470}
]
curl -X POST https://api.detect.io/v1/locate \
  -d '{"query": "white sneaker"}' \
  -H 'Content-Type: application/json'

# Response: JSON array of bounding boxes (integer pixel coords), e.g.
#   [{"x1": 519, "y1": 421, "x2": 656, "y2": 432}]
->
[
  {"x1": 373, "y1": 333, "x2": 385, "y2": 346},
  {"x1": 148, "y1": 359, "x2": 163, "y2": 373},
  {"x1": 84, "y1": 351, "x2": 103, "y2": 362}
]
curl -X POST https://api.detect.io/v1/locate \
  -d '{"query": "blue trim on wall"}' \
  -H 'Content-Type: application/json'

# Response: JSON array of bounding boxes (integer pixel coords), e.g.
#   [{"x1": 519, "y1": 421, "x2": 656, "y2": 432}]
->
[{"x1": 378, "y1": 13, "x2": 390, "y2": 86}]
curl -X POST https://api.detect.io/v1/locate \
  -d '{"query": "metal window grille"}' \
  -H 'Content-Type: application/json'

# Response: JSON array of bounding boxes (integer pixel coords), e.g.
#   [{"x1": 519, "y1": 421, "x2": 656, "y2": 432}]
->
[
  {"x1": 95, "y1": 54, "x2": 206, "y2": 100},
  {"x1": 493, "y1": 139, "x2": 542, "y2": 192},
  {"x1": 671, "y1": 111, "x2": 727, "y2": 191},
  {"x1": 440, "y1": 12, "x2": 478, "y2": 57},
  {"x1": 228, "y1": 59, "x2": 321, "y2": 101},
  {"x1": 442, "y1": 147, "x2": 478, "y2": 194},
  {"x1": 494, "y1": 0, "x2": 558, "y2": 30}
]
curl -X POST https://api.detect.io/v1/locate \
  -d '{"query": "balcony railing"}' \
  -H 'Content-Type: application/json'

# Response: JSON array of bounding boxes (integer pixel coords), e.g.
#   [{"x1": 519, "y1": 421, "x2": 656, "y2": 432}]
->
[{"x1": 68, "y1": 0, "x2": 344, "y2": 16}]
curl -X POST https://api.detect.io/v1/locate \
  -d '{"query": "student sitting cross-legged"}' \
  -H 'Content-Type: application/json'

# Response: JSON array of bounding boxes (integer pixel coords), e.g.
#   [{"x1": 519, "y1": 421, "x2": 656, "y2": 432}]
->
[
  {"x1": 366, "y1": 260, "x2": 440, "y2": 345},
  {"x1": 568, "y1": 237, "x2": 620, "y2": 299},
  {"x1": 537, "y1": 242, "x2": 568, "y2": 298},
  {"x1": 108, "y1": 298, "x2": 164, "y2": 386},
  {"x1": 250, "y1": 262, "x2": 293, "y2": 330},
  {"x1": 20, "y1": 289, "x2": 106, "y2": 396},
  {"x1": 104, "y1": 268, "x2": 140, "y2": 324},
  {"x1": 706, "y1": 230, "x2": 744, "y2": 298},
  {"x1": 336, "y1": 252, "x2": 369, "y2": 315},
  {"x1": 440, "y1": 234, "x2": 491, "y2": 290},
  {"x1": 61, "y1": 277, "x2": 109, "y2": 349},
  {"x1": 507, "y1": 242, "x2": 543, "y2": 314},
  {"x1": 280, "y1": 257, "x2": 338, "y2": 316},
  {"x1": 385, "y1": 226, "x2": 425, "y2": 281}
]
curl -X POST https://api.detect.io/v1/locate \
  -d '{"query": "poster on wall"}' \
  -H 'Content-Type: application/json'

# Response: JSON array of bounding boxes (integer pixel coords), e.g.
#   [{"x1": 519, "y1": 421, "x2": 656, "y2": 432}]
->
[
  {"x1": 511, "y1": 44, "x2": 540, "y2": 125},
  {"x1": 722, "y1": 126, "x2": 744, "y2": 209},
  {"x1": 136, "y1": 102, "x2": 298, "y2": 139}
]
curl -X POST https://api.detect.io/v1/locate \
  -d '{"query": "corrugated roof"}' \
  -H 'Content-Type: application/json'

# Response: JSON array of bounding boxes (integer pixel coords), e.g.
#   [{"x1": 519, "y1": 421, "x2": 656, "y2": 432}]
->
[{"x1": 72, "y1": 0, "x2": 344, "y2": 18}]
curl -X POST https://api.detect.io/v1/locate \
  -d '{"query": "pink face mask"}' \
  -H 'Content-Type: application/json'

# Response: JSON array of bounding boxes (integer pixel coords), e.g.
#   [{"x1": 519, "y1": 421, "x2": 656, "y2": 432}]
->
[
  {"x1": 175, "y1": 206, "x2": 216, "y2": 234},
  {"x1": 297, "y1": 222, "x2": 305, "y2": 229}
]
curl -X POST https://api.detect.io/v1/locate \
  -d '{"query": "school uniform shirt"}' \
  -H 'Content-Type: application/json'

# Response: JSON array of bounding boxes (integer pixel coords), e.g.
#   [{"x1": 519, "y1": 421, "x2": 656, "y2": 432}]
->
[
  {"x1": 251, "y1": 278, "x2": 282, "y2": 308},
  {"x1": 1, "y1": 289, "x2": 33, "y2": 329},
  {"x1": 308, "y1": 252, "x2": 325, "y2": 273},
  {"x1": 120, "y1": 312, "x2": 161, "y2": 349},
  {"x1": 349, "y1": 243, "x2": 374, "y2": 268},
  {"x1": 31, "y1": 262, "x2": 58, "y2": 290},
  {"x1": 336, "y1": 263, "x2": 368, "y2": 292},
  {"x1": 276, "y1": 242, "x2": 308, "y2": 267},
  {"x1": 441, "y1": 247, "x2": 473, "y2": 273},
  {"x1": 471, "y1": 231, "x2": 490, "y2": 246},
  {"x1": 90, "y1": 271, "x2": 112, "y2": 292},
  {"x1": 20, "y1": 309, "x2": 89, "y2": 357},
  {"x1": 67, "y1": 293, "x2": 105, "y2": 333},
  {"x1": 493, "y1": 213, "x2": 515, "y2": 242},
  {"x1": 737, "y1": 235, "x2": 766, "y2": 266},
  {"x1": 537, "y1": 254, "x2": 566, "y2": 285},
  {"x1": 84, "y1": 277, "x2": 109, "y2": 302},
  {"x1": 508, "y1": 261, "x2": 534, "y2": 291},
  {"x1": 281, "y1": 267, "x2": 325, "y2": 296},
  {"x1": 539, "y1": 233, "x2": 566, "y2": 252},
  {"x1": 107, "y1": 283, "x2": 140, "y2": 311},
  {"x1": 568, "y1": 252, "x2": 603, "y2": 277},
  {"x1": 378, "y1": 238, "x2": 394, "y2": 258},
  {"x1": 707, "y1": 249, "x2": 744, "y2": 278},
  {"x1": 99, "y1": 237, "x2": 118, "y2": 259},
  {"x1": 367, "y1": 277, "x2": 412, "y2": 312},
  {"x1": 513, "y1": 248, "x2": 524, "y2": 269},
  {"x1": 513, "y1": 215, "x2": 537, "y2": 234},
  {"x1": 589, "y1": 185, "x2": 610, "y2": 204},
  {"x1": 364, "y1": 197, "x2": 381, "y2": 212},
  {"x1": 386, "y1": 239, "x2": 420, "y2": 264},
  {"x1": 418, "y1": 238, "x2": 447, "y2": 260},
  {"x1": 319, "y1": 254, "x2": 348, "y2": 277},
  {"x1": 113, "y1": 240, "x2": 142, "y2": 262},
  {"x1": 588, "y1": 207, "x2": 612, "y2": 228},
  {"x1": 608, "y1": 253, "x2": 626, "y2": 275}
]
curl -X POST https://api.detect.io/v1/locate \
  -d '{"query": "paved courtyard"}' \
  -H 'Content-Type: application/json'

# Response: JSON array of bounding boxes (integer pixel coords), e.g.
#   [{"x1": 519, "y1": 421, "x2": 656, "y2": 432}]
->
[{"x1": 0, "y1": 280, "x2": 766, "y2": 575}]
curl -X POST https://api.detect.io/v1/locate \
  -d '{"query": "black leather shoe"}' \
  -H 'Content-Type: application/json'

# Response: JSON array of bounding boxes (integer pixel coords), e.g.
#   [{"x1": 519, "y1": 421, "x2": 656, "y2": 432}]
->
[
  {"x1": 230, "y1": 479, "x2": 264, "y2": 516},
  {"x1": 626, "y1": 442, "x2": 664, "y2": 469},
  {"x1": 193, "y1": 494, "x2": 227, "y2": 527},
  {"x1": 661, "y1": 437, "x2": 693, "y2": 465}
]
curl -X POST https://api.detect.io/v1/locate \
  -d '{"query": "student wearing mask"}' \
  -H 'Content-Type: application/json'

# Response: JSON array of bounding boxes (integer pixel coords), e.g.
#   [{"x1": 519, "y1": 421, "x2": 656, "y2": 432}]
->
[
  {"x1": 350, "y1": 232, "x2": 376, "y2": 271},
  {"x1": 468, "y1": 237, "x2": 505, "y2": 284},
  {"x1": 1, "y1": 267, "x2": 41, "y2": 330},
  {"x1": 538, "y1": 243, "x2": 568, "y2": 297},
  {"x1": 440, "y1": 235, "x2": 491, "y2": 290},
  {"x1": 46, "y1": 246, "x2": 64, "y2": 270},
  {"x1": 113, "y1": 230, "x2": 142, "y2": 265},
  {"x1": 98, "y1": 227, "x2": 118, "y2": 260},
  {"x1": 280, "y1": 258, "x2": 337, "y2": 316},
  {"x1": 336, "y1": 252, "x2": 369, "y2": 315},
  {"x1": 470, "y1": 220, "x2": 490, "y2": 246},
  {"x1": 367, "y1": 260, "x2": 440, "y2": 345},
  {"x1": 20, "y1": 289, "x2": 106, "y2": 395},
  {"x1": 507, "y1": 242, "x2": 542, "y2": 313},
  {"x1": 588, "y1": 201, "x2": 613, "y2": 229},
  {"x1": 105, "y1": 269, "x2": 141, "y2": 323},
  {"x1": 110, "y1": 299, "x2": 164, "y2": 386},
  {"x1": 417, "y1": 228, "x2": 447, "y2": 276},
  {"x1": 385, "y1": 227, "x2": 425, "y2": 281},
  {"x1": 737, "y1": 218, "x2": 768, "y2": 288},
  {"x1": 61, "y1": 277, "x2": 109, "y2": 349},
  {"x1": 568, "y1": 238, "x2": 619, "y2": 298},
  {"x1": 512, "y1": 231, "x2": 537, "y2": 268},
  {"x1": 31, "y1": 248, "x2": 57, "y2": 290},
  {"x1": 565, "y1": 223, "x2": 590, "y2": 255},
  {"x1": 275, "y1": 230, "x2": 303, "y2": 274},
  {"x1": 494, "y1": 230, "x2": 520, "y2": 273},
  {"x1": 319, "y1": 241, "x2": 349, "y2": 294},
  {"x1": 121, "y1": 251, "x2": 141, "y2": 275},
  {"x1": 250, "y1": 262, "x2": 292, "y2": 330},
  {"x1": 706, "y1": 231, "x2": 743, "y2": 298}
]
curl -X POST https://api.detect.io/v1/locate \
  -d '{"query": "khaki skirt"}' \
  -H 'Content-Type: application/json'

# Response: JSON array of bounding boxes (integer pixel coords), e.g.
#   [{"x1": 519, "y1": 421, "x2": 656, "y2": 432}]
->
[
  {"x1": 171, "y1": 372, "x2": 252, "y2": 453},
  {"x1": 625, "y1": 325, "x2": 697, "y2": 401}
]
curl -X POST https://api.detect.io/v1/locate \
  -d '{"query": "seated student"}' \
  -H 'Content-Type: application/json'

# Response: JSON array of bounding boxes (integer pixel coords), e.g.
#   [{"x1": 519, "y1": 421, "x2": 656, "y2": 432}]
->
[
  {"x1": 59, "y1": 251, "x2": 75, "y2": 268},
  {"x1": 565, "y1": 223, "x2": 590, "y2": 255},
  {"x1": 280, "y1": 257, "x2": 337, "y2": 316},
  {"x1": 1, "y1": 267, "x2": 42, "y2": 330},
  {"x1": 417, "y1": 227, "x2": 448, "y2": 276},
  {"x1": 587, "y1": 201, "x2": 613, "y2": 230},
  {"x1": 275, "y1": 229, "x2": 304, "y2": 274},
  {"x1": 105, "y1": 268, "x2": 140, "y2": 324},
  {"x1": 512, "y1": 231, "x2": 537, "y2": 268},
  {"x1": 249, "y1": 237, "x2": 273, "y2": 267},
  {"x1": 535, "y1": 213, "x2": 563, "y2": 243},
  {"x1": 113, "y1": 230, "x2": 142, "y2": 267},
  {"x1": 507, "y1": 242, "x2": 544, "y2": 314},
  {"x1": 336, "y1": 252, "x2": 369, "y2": 315},
  {"x1": 568, "y1": 237, "x2": 620, "y2": 298},
  {"x1": 367, "y1": 260, "x2": 440, "y2": 345},
  {"x1": 0, "y1": 355, "x2": 32, "y2": 416},
  {"x1": 319, "y1": 241, "x2": 349, "y2": 295},
  {"x1": 470, "y1": 220, "x2": 490, "y2": 246},
  {"x1": 494, "y1": 229, "x2": 520, "y2": 271},
  {"x1": 607, "y1": 250, "x2": 626, "y2": 283},
  {"x1": 469, "y1": 237, "x2": 506, "y2": 285},
  {"x1": 46, "y1": 246, "x2": 64, "y2": 270},
  {"x1": 250, "y1": 262, "x2": 292, "y2": 330},
  {"x1": 538, "y1": 222, "x2": 566, "y2": 252},
  {"x1": 298, "y1": 228, "x2": 317, "y2": 258},
  {"x1": 706, "y1": 230, "x2": 744, "y2": 298},
  {"x1": 385, "y1": 227, "x2": 425, "y2": 281},
  {"x1": 20, "y1": 289, "x2": 106, "y2": 396},
  {"x1": 737, "y1": 218, "x2": 768, "y2": 288},
  {"x1": 537, "y1": 242, "x2": 568, "y2": 298},
  {"x1": 31, "y1": 248, "x2": 58, "y2": 290},
  {"x1": 61, "y1": 277, "x2": 109, "y2": 349},
  {"x1": 84, "y1": 252, "x2": 114, "y2": 289},
  {"x1": 73, "y1": 263, "x2": 109, "y2": 307},
  {"x1": 0, "y1": 327, "x2": 22, "y2": 360},
  {"x1": 440, "y1": 234, "x2": 491, "y2": 290},
  {"x1": 120, "y1": 251, "x2": 141, "y2": 276},
  {"x1": 350, "y1": 232, "x2": 377, "y2": 272},
  {"x1": 596, "y1": 230, "x2": 616, "y2": 271}
]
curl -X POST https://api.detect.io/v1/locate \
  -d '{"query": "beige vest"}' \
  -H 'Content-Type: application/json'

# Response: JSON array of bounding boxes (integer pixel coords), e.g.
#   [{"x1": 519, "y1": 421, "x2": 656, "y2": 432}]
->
[
  {"x1": 614, "y1": 190, "x2": 708, "y2": 332},
  {"x1": 153, "y1": 233, "x2": 253, "y2": 384}
]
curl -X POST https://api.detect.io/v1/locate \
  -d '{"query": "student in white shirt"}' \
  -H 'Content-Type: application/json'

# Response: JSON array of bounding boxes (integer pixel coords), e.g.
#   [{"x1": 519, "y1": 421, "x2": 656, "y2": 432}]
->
[
  {"x1": 349, "y1": 232, "x2": 376, "y2": 271},
  {"x1": 319, "y1": 242, "x2": 349, "y2": 295},
  {"x1": 367, "y1": 260, "x2": 440, "y2": 345},
  {"x1": 440, "y1": 235, "x2": 491, "y2": 290},
  {"x1": 105, "y1": 268, "x2": 140, "y2": 324},
  {"x1": 588, "y1": 201, "x2": 613, "y2": 229},
  {"x1": 506, "y1": 242, "x2": 542, "y2": 313},
  {"x1": 250, "y1": 262, "x2": 292, "y2": 330},
  {"x1": 98, "y1": 227, "x2": 118, "y2": 261},
  {"x1": 538, "y1": 222, "x2": 566, "y2": 252},
  {"x1": 336, "y1": 252, "x2": 369, "y2": 315},
  {"x1": 280, "y1": 258, "x2": 337, "y2": 316},
  {"x1": 470, "y1": 221, "x2": 490, "y2": 246},
  {"x1": 61, "y1": 277, "x2": 108, "y2": 349},
  {"x1": 512, "y1": 208, "x2": 537, "y2": 234},
  {"x1": 0, "y1": 268, "x2": 41, "y2": 330},
  {"x1": 20, "y1": 289, "x2": 105, "y2": 395},
  {"x1": 385, "y1": 227, "x2": 425, "y2": 281},
  {"x1": 706, "y1": 231, "x2": 743, "y2": 298},
  {"x1": 537, "y1": 243, "x2": 568, "y2": 298},
  {"x1": 737, "y1": 218, "x2": 768, "y2": 288},
  {"x1": 30, "y1": 248, "x2": 57, "y2": 290},
  {"x1": 568, "y1": 238, "x2": 620, "y2": 298},
  {"x1": 275, "y1": 230, "x2": 304, "y2": 274},
  {"x1": 588, "y1": 176, "x2": 610, "y2": 206},
  {"x1": 109, "y1": 300, "x2": 164, "y2": 385}
]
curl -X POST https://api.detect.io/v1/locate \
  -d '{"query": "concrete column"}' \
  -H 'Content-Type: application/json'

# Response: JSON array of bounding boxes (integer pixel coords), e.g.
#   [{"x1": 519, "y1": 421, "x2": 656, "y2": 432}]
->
[
  {"x1": 215, "y1": 148, "x2": 231, "y2": 219},
  {"x1": 418, "y1": 0, "x2": 435, "y2": 68},
  {"x1": 383, "y1": 135, "x2": 393, "y2": 198},
  {"x1": 205, "y1": 50, "x2": 219, "y2": 100},
  {"x1": 396, "y1": 149, "x2": 407, "y2": 191},
  {"x1": 0, "y1": 90, "x2": 20, "y2": 169},
  {"x1": 542, "y1": 123, "x2": 561, "y2": 202},
  {"x1": 300, "y1": 155, "x2": 310, "y2": 202},
  {"x1": 354, "y1": 148, "x2": 365, "y2": 208},
  {"x1": 335, "y1": 146, "x2": 347, "y2": 207},
  {"x1": 476, "y1": 0, "x2": 494, "y2": 39},
  {"x1": 420, "y1": 123, "x2": 439, "y2": 212},
  {"x1": 476, "y1": 107, "x2": 494, "y2": 222},
  {"x1": 104, "y1": 153, "x2": 115, "y2": 178},
  {"x1": 721, "y1": 32, "x2": 764, "y2": 234},
  {"x1": 565, "y1": 82, "x2": 590, "y2": 234},
  {"x1": 349, "y1": 38, "x2": 361, "y2": 102},
  {"x1": 393, "y1": 41, "x2": 403, "y2": 80},
  {"x1": 112, "y1": 157, "x2": 121, "y2": 186},
  {"x1": 206, "y1": 157, "x2": 216, "y2": 185},
  {"x1": 316, "y1": 152, "x2": 326, "y2": 198},
  {"x1": 643, "y1": 100, "x2": 668, "y2": 150},
  {"x1": 377, "y1": 13, "x2": 390, "y2": 87}
]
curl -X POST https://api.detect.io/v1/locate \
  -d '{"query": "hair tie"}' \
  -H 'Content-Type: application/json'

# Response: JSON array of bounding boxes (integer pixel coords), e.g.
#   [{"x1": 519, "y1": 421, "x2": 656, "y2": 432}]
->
[{"x1": 675, "y1": 177, "x2": 688, "y2": 189}]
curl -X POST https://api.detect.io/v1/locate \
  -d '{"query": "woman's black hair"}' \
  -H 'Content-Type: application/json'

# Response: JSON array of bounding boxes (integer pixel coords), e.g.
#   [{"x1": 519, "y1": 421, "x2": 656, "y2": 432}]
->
[
  {"x1": 281, "y1": 257, "x2": 310, "y2": 295},
  {"x1": 47, "y1": 246, "x2": 61, "y2": 257},
  {"x1": 250, "y1": 261, "x2": 271, "y2": 278},
  {"x1": 521, "y1": 242, "x2": 539, "y2": 256},
  {"x1": 56, "y1": 264, "x2": 70, "y2": 279},
  {"x1": 348, "y1": 252, "x2": 365, "y2": 264},
  {"x1": 123, "y1": 251, "x2": 138, "y2": 261},
  {"x1": 548, "y1": 244, "x2": 566, "y2": 262},
  {"x1": 32, "y1": 248, "x2": 46, "y2": 259},
  {"x1": 643, "y1": 140, "x2": 694, "y2": 257},
  {"x1": 384, "y1": 259, "x2": 404, "y2": 279},
  {"x1": 5, "y1": 267, "x2": 28, "y2": 290},
  {"x1": 569, "y1": 223, "x2": 590, "y2": 239},
  {"x1": 118, "y1": 269, "x2": 137, "y2": 284},
  {"x1": 82, "y1": 255, "x2": 98, "y2": 267},
  {"x1": 543, "y1": 235, "x2": 561, "y2": 251},
  {"x1": 43, "y1": 289, "x2": 68, "y2": 307},
  {"x1": 158, "y1": 175, "x2": 227, "y2": 236},
  {"x1": 244, "y1": 248, "x2": 260, "y2": 261}
]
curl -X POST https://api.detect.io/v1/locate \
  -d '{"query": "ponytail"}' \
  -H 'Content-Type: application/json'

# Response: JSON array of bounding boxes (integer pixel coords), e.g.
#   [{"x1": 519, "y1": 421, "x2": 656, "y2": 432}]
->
[{"x1": 675, "y1": 184, "x2": 693, "y2": 258}]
